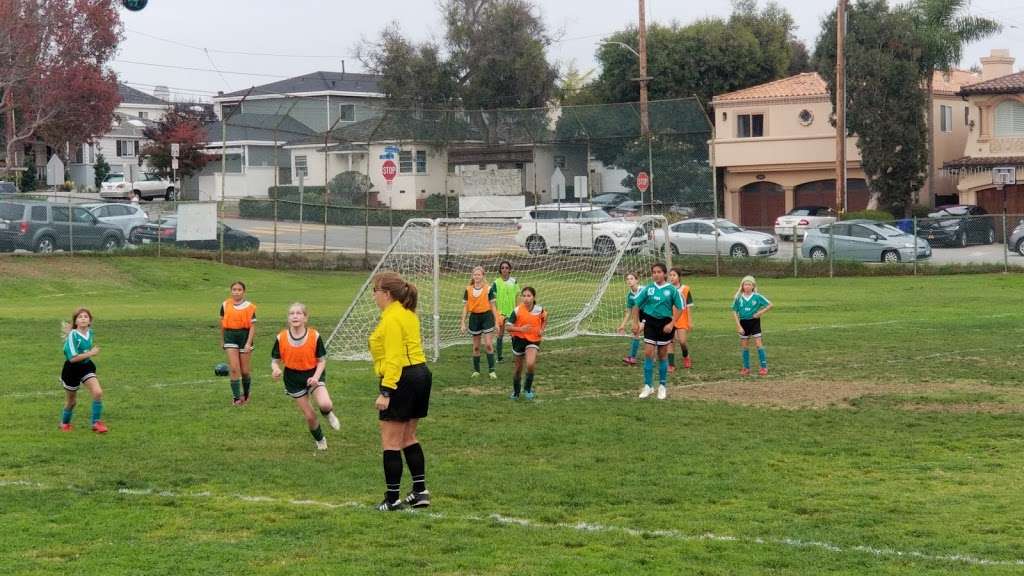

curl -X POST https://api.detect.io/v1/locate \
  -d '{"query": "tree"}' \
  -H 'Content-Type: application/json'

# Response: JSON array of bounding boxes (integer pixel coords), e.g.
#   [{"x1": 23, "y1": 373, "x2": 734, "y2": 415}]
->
[
  {"x1": 140, "y1": 109, "x2": 210, "y2": 179},
  {"x1": 1, "y1": 0, "x2": 122, "y2": 172},
  {"x1": 911, "y1": 0, "x2": 999, "y2": 204},
  {"x1": 359, "y1": 0, "x2": 558, "y2": 110},
  {"x1": 328, "y1": 171, "x2": 373, "y2": 206},
  {"x1": 816, "y1": 0, "x2": 929, "y2": 216},
  {"x1": 591, "y1": 0, "x2": 808, "y2": 109},
  {"x1": 94, "y1": 153, "x2": 111, "y2": 190}
]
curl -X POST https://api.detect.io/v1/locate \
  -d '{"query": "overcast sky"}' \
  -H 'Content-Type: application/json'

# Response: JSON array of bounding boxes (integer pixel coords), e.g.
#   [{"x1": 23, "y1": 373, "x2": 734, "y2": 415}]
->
[{"x1": 112, "y1": 0, "x2": 1024, "y2": 102}]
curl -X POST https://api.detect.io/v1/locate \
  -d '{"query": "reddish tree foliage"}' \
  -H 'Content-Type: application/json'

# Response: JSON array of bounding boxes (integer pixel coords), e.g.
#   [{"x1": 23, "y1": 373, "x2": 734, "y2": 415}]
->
[
  {"x1": 141, "y1": 109, "x2": 211, "y2": 178},
  {"x1": 1, "y1": 0, "x2": 122, "y2": 171}
]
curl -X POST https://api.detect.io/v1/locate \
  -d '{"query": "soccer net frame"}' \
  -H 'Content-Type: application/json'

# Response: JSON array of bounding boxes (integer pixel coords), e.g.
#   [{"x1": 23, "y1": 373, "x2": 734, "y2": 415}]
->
[{"x1": 326, "y1": 215, "x2": 672, "y2": 361}]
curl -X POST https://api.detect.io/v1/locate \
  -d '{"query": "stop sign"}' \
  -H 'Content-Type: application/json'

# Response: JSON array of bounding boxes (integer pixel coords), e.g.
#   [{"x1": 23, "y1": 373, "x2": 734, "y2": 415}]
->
[
  {"x1": 636, "y1": 171, "x2": 650, "y2": 192},
  {"x1": 382, "y1": 159, "x2": 397, "y2": 183}
]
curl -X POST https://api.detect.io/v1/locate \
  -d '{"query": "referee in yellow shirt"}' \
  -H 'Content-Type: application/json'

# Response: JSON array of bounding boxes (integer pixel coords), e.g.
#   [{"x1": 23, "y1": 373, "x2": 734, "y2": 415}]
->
[{"x1": 369, "y1": 271, "x2": 433, "y2": 511}]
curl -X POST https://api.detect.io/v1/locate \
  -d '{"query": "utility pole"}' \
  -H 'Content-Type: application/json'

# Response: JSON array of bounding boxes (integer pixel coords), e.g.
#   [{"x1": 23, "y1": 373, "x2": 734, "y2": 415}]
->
[
  {"x1": 638, "y1": 0, "x2": 653, "y2": 213},
  {"x1": 835, "y1": 0, "x2": 847, "y2": 215}
]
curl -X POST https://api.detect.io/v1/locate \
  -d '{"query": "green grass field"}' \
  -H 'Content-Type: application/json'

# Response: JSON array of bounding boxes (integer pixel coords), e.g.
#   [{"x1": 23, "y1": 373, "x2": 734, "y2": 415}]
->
[{"x1": 2, "y1": 256, "x2": 1024, "y2": 575}]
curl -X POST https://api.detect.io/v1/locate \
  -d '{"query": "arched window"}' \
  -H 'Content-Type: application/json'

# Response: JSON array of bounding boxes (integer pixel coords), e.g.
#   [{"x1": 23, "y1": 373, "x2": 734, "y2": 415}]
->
[{"x1": 994, "y1": 100, "x2": 1024, "y2": 136}]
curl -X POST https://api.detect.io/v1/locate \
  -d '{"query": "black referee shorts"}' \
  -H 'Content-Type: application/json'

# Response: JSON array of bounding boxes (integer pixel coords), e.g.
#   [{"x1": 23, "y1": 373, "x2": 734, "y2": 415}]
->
[{"x1": 379, "y1": 363, "x2": 432, "y2": 422}]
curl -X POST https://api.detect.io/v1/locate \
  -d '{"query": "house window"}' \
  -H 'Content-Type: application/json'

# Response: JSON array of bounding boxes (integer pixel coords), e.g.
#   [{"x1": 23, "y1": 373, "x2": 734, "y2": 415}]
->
[
  {"x1": 554, "y1": 155, "x2": 566, "y2": 169},
  {"x1": 74, "y1": 144, "x2": 85, "y2": 164},
  {"x1": 940, "y1": 105, "x2": 952, "y2": 133},
  {"x1": 994, "y1": 101, "x2": 1024, "y2": 136},
  {"x1": 334, "y1": 104, "x2": 355, "y2": 122},
  {"x1": 415, "y1": 150, "x2": 427, "y2": 174},
  {"x1": 116, "y1": 140, "x2": 139, "y2": 158},
  {"x1": 399, "y1": 151, "x2": 413, "y2": 173},
  {"x1": 737, "y1": 114, "x2": 765, "y2": 138},
  {"x1": 138, "y1": 111, "x2": 149, "y2": 120},
  {"x1": 294, "y1": 155, "x2": 308, "y2": 178}
]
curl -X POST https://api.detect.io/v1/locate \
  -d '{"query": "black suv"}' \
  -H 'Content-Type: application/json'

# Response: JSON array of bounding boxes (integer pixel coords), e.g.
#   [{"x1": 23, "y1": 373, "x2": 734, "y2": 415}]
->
[
  {"x1": 0, "y1": 200, "x2": 126, "y2": 253},
  {"x1": 917, "y1": 204, "x2": 995, "y2": 247}
]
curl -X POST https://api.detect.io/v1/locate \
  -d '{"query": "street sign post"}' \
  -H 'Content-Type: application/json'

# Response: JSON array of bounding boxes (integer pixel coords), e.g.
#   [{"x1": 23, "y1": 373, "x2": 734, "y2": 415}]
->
[{"x1": 382, "y1": 159, "x2": 397, "y2": 183}]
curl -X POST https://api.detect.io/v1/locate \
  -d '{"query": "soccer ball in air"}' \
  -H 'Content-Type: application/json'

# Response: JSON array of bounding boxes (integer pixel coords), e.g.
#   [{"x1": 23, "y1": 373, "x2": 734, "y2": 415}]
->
[{"x1": 214, "y1": 363, "x2": 230, "y2": 377}]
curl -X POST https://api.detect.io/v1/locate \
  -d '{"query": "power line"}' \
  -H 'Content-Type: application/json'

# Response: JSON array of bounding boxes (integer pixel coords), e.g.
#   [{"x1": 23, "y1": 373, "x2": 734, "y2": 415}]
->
[
  {"x1": 114, "y1": 59, "x2": 290, "y2": 79},
  {"x1": 126, "y1": 28, "x2": 347, "y2": 59}
]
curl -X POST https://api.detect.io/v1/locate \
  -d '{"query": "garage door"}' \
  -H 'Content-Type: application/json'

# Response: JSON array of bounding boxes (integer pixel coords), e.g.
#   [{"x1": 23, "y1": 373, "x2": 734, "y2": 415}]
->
[
  {"x1": 739, "y1": 182, "x2": 785, "y2": 229},
  {"x1": 794, "y1": 179, "x2": 870, "y2": 212},
  {"x1": 976, "y1": 185, "x2": 1024, "y2": 242}
]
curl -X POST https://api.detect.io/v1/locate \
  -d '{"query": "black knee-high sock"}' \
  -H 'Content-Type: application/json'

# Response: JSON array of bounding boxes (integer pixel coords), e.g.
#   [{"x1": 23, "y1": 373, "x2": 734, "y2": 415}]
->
[
  {"x1": 310, "y1": 425, "x2": 324, "y2": 441},
  {"x1": 241, "y1": 375, "x2": 251, "y2": 398},
  {"x1": 513, "y1": 376, "x2": 521, "y2": 396},
  {"x1": 229, "y1": 379, "x2": 240, "y2": 399},
  {"x1": 497, "y1": 336, "x2": 504, "y2": 359},
  {"x1": 403, "y1": 443, "x2": 426, "y2": 493},
  {"x1": 681, "y1": 344, "x2": 689, "y2": 358},
  {"x1": 473, "y1": 355, "x2": 481, "y2": 372},
  {"x1": 524, "y1": 372, "x2": 535, "y2": 392},
  {"x1": 383, "y1": 450, "x2": 403, "y2": 503}
]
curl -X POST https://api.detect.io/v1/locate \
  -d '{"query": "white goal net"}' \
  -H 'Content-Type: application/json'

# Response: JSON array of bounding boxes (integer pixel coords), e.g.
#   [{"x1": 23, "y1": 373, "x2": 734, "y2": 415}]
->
[{"x1": 326, "y1": 215, "x2": 672, "y2": 360}]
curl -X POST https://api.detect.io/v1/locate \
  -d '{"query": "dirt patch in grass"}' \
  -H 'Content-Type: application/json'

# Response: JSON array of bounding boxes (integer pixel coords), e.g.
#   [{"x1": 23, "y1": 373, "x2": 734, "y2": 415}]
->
[
  {"x1": 672, "y1": 378, "x2": 1019, "y2": 411},
  {"x1": 0, "y1": 257, "x2": 127, "y2": 283},
  {"x1": 899, "y1": 402, "x2": 1024, "y2": 414}
]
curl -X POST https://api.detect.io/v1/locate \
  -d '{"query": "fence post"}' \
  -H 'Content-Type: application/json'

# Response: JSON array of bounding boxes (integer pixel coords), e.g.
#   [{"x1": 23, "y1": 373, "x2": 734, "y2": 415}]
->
[
  {"x1": 792, "y1": 225, "x2": 798, "y2": 278},
  {"x1": 912, "y1": 216, "x2": 918, "y2": 276},
  {"x1": 322, "y1": 196, "x2": 329, "y2": 271},
  {"x1": 297, "y1": 176, "x2": 304, "y2": 252},
  {"x1": 156, "y1": 203, "x2": 161, "y2": 258},
  {"x1": 67, "y1": 193, "x2": 73, "y2": 256},
  {"x1": 272, "y1": 197, "x2": 278, "y2": 269},
  {"x1": 713, "y1": 219, "x2": 720, "y2": 277},
  {"x1": 1003, "y1": 211, "x2": 1009, "y2": 274},
  {"x1": 828, "y1": 224, "x2": 834, "y2": 278}
]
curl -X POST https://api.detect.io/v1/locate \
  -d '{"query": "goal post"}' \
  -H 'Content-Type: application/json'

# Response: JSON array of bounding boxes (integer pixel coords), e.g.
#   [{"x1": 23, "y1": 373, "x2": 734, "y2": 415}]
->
[{"x1": 326, "y1": 215, "x2": 672, "y2": 361}]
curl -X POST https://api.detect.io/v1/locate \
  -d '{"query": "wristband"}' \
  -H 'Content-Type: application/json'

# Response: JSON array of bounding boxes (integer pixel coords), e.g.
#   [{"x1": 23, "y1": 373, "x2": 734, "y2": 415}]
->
[{"x1": 379, "y1": 387, "x2": 392, "y2": 397}]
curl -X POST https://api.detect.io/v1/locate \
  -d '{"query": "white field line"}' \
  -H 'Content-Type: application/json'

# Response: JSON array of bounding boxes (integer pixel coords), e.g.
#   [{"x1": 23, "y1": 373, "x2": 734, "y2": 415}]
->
[
  {"x1": 1, "y1": 479, "x2": 1021, "y2": 568},
  {"x1": 0, "y1": 378, "x2": 220, "y2": 399}
]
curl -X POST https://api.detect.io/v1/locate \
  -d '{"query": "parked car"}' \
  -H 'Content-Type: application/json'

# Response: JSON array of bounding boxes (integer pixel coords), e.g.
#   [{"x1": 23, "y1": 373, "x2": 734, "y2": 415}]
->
[
  {"x1": 0, "y1": 181, "x2": 17, "y2": 196},
  {"x1": 652, "y1": 218, "x2": 778, "y2": 258},
  {"x1": 774, "y1": 206, "x2": 836, "y2": 239},
  {"x1": 0, "y1": 200, "x2": 125, "y2": 253},
  {"x1": 80, "y1": 202, "x2": 148, "y2": 238},
  {"x1": 130, "y1": 216, "x2": 260, "y2": 251},
  {"x1": 802, "y1": 220, "x2": 931, "y2": 263},
  {"x1": 609, "y1": 199, "x2": 666, "y2": 218},
  {"x1": 916, "y1": 204, "x2": 995, "y2": 247},
  {"x1": 514, "y1": 203, "x2": 646, "y2": 256},
  {"x1": 589, "y1": 192, "x2": 631, "y2": 209},
  {"x1": 100, "y1": 172, "x2": 176, "y2": 201},
  {"x1": 1009, "y1": 219, "x2": 1024, "y2": 256}
]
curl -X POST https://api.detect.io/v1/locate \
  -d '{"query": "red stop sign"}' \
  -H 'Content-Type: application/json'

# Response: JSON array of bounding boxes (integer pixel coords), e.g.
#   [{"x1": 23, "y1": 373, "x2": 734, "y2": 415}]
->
[
  {"x1": 636, "y1": 171, "x2": 649, "y2": 192},
  {"x1": 382, "y1": 159, "x2": 397, "y2": 183}
]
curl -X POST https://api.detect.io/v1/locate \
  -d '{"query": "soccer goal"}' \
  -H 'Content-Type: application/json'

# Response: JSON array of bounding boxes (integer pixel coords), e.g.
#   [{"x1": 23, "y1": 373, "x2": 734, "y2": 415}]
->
[{"x1": 326, "y1": 215, "x2": 672, "y2": 360}]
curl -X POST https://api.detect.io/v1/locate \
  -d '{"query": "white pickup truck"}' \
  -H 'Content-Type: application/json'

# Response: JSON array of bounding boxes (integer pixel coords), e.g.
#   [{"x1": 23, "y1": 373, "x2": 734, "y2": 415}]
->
[{"x1": 100, "y1": 173, "x2": 176, "y2": 201}]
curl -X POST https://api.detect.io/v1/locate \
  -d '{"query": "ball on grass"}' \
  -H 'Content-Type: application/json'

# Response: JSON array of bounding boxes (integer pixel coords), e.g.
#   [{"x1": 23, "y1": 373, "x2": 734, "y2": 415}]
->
[{"x1": 214, "y1": 363, "x2": 230, "y2": 377}]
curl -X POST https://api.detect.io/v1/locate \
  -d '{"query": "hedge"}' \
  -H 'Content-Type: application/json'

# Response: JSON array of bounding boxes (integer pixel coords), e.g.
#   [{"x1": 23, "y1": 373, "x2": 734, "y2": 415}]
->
[{"x1": 238, "y1": 197, "x2": 450, "y2": 227}]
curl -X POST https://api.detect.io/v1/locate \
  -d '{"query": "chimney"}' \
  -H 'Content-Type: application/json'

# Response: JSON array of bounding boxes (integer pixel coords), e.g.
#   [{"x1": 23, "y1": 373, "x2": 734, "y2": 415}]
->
[{"x1": 980, "y1": 49, "x2": 1015, "y2": 82}]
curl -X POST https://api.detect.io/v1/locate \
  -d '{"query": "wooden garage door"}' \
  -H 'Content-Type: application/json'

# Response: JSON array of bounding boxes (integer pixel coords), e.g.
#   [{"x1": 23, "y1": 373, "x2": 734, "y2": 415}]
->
[
  {"x1": 977, "y1": 185, "x2": 1024, "y2": 242},
  {"x1": 739, "y1": 182, "x2": 785, "y2": 229},
  {"x1": 794, "y1": 179, "x2": 870, "y2": 212}
]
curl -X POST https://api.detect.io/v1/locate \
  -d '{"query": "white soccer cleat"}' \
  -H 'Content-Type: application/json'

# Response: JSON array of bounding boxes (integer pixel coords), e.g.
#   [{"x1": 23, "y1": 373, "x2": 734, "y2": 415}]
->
[
  {"x1": 327, "y1": 411, "x2": 340, "y2": 431},
  {"x1": 639, "y1": 385, "x2": 654, "y2": 399},
  {"x1": 471, "y1": 371, "x2": 481, "y2": 379},
  {"x1": 315, "y1": 438, "x2": 328, "y2": 451},
  {"x1": 657, "y1": 385, "x2": 667, "y2": 400},
  {"x1": 489, "y1": 371, "x2": 497, "y2": 380}
]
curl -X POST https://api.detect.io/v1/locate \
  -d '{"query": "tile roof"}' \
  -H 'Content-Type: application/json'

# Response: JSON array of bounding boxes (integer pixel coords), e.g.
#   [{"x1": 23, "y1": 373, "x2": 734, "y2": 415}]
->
[
  {"x1": 117, "y1": 83, "x2": 170, "y2": 106},
  {"x1": 959, "y1": 70, "x2": 1024, "y2": 95},
  {"x1": 218, "y1": 71, "x2": 383, "y2": 99},
  {"x1": 714, "y1": 73, "x2": 827, "y2": 103},
  {"x1": 944, "y1": 155, "x2": 1024, "y2": 169},
  {"x1": 714, "y1": 70, "x2": 978, "y2": 102}
]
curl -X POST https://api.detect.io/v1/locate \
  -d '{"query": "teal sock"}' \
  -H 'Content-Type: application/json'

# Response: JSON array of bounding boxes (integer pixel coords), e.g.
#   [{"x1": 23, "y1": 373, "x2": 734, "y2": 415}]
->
[
  {"x1": 241, "y1": 375, "x2": 252, "y2": 398},
  {"x1": 473, "y1": 356, "x2": 481, "y2": 372},
  {"x1": 61, "y1": 408, "x2": 73, "y2": 425},
  {"x1": 629, "y1": 339, "x2": 640, "y2": 358},
  {"x1": 310, "y1": 425, "x2": 324, "y2": 442},
  {"x1": 524, "y1": 373, "x2": 534, "y2": 392},
  {"x1": 668, "y1": 352, "x2": 675, "y2": 366},
  {"x1": 496, "y1": 337, "x2": 504, "y2": 359},
  {"x1": 643, "y1": 357, "x2": 653, "y2": 386},
  {"x1": 757, "y1": 348, "x2": 767, "y2": 368},
  {"x1": 91, "y1": 400, "x2": 103, "y2": 424},
  {"x1": 658, "y1": 359, "x2": 668, "y2": 384},
  {"x1": 742, "y1": 349, "x2": 751, "y2": 369},
  {"x1": 230, "y1": 379, "x2": 241, "y2": 399},
  {"x1": 486, "y1": 353, "x2": 495, "y2": 371}
]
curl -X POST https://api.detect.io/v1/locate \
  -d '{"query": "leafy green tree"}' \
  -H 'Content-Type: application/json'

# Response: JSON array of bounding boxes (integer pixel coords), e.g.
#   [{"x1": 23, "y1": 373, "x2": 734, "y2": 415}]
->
[
  {"x1": 328, "y1": 171, "x2": 373, "y2": 206},
  {"x1": 910, "y1": 0, "x2": 999, "y2": 203},
  {"x1": 20, "y1": 156, "x2": 36, "y2": 192},
  {"x1": 93, "y1": 153, "x2": 110, "y2": 190},
  {"x1": 816, "y1": 0, "x2": 929, "y2": 216}
]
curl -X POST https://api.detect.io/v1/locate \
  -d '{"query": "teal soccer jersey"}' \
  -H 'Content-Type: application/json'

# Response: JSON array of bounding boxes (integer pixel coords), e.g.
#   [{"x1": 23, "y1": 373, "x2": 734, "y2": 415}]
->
[
  {"x1": 732, "y1": 293, "x2": 771, "y2": 320},
  {"x1": 64, "y1": 329, "x2": 94, "y2": 361},
  {"x1": 633, "y1": 282, "x2": 683, "y2": 319},
  {"x1": 625, "y1": 287, "x2": 641, "y2": 310}
]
